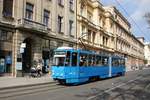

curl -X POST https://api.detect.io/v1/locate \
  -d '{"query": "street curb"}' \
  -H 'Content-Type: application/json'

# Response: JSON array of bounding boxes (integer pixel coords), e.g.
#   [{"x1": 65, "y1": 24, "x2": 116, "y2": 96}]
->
[{"x1": 0, "y1": 81, "x2": 56, "y2": 90}]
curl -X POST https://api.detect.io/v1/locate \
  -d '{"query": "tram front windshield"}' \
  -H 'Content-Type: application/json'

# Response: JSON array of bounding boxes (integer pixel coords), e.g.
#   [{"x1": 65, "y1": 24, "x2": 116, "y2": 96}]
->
[{"x1": 54, "y1": 57, "x2": 65, "y2": 66}]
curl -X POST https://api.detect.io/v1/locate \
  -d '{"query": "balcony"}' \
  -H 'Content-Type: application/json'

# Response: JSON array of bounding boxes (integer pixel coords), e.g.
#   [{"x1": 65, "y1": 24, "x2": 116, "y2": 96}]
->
[
  {"x1": 78, "y1": 15, "x2": 88, "y2": 23},
  {"x1": 81, "y1": 39, "x2": 114, "y2": 52},
  {"x1": 78, "y1": 15, "x2": 98, "y2": 28},
  {"x1": 16, "y1": 18, "x2": 50, "y2": 34}
]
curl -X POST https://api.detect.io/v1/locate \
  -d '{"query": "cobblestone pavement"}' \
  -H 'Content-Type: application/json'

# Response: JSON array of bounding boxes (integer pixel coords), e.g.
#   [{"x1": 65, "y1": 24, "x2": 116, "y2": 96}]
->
[{"x1": 91, "y1": 74, "x2": 150, "y2": 100}]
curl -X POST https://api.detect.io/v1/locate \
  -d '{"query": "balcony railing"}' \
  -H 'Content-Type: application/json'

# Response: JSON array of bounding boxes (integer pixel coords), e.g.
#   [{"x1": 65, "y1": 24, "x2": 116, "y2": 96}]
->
[
  {"x1": 81, "y1": 39, "x2": 113, "y2": 50},
  {"x1": 78, "y1": 15, "x2": 88, "y2": 23},
  {"x1": 16, "y1": 18, "x2": 50, "y2": 34},
  {"x1": 78, "y1": 15, "x2": 103, "y2": 31}
]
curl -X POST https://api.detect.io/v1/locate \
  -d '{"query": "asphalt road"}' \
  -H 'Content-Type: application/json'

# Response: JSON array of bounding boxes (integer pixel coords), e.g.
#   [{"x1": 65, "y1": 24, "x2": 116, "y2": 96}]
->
[{"x1": 3, "y1": 69, "x2": 150, "y2": 100}]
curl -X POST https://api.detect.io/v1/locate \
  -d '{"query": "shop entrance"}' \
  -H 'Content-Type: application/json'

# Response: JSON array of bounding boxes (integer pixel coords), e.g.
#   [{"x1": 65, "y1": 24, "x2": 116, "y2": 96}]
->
[
  {"x1": 0, "y1": 50, "x2": 12, "y2": 75},
  {"x1": 42, "y1": 50, "x2": 50, "y2": 73},
  {"x1": 22, "y1": 38, "x2": 32, "y2": 73}
]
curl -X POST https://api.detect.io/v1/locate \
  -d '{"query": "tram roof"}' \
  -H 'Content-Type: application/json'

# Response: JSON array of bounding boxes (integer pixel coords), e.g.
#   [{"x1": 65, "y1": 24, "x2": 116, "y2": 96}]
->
[
  {"x1": 55, "y1": 47, "x2": 125, "y2": 58},
  {"x1": 56, "y1": 47, "x2": 74, "y2": 50},
  {"x1": 55, "y1": 47, "x2": 95, "y2": 53}
]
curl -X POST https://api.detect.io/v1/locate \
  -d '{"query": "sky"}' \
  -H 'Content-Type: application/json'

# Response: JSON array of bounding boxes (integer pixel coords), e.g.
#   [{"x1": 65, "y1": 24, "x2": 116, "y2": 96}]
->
[{"x1": 101, "y1": 0, "x2": 150, "y2": 42}]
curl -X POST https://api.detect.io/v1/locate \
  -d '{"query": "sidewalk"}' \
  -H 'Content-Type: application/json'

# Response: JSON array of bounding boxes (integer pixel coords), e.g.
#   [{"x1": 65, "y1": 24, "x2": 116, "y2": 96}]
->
[{"x1": 0, "y1": 74, "x2": 55, "y2": 89}]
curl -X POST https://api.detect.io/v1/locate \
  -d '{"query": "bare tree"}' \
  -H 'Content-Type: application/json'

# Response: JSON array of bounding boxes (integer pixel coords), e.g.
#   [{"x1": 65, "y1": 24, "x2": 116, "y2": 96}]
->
[{"x1": 145, "y1": 12, "x2": 150, "y2": 26}]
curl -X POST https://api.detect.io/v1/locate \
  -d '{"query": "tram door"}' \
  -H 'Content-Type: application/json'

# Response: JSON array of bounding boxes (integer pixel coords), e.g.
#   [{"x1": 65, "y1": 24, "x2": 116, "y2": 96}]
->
[
  {"x1": 70, "y1": 52, "x2": 78, "y2": 76},
  {"x1": 108, "y1": 56, "x2": 112, "y2": 77},
  {"x1": 71, "y1": 52, "x2": 77, "y2": 66}
]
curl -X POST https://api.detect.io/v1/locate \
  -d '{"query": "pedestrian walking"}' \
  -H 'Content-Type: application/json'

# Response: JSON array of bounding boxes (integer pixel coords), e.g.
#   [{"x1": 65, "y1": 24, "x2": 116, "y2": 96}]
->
[{"x1": 36, "y1": 63, "x2": 42, "y2": 77}]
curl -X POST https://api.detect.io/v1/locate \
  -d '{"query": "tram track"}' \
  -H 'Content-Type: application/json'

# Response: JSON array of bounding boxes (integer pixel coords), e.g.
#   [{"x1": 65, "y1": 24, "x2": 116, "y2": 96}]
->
[
  {"x1": 0, "y1": 82, "x2": 66, "y2": 99},
  {"x1": 0, "y1": 69, "x2": 149, "y2": 100},
  {"x1": 86, "y1": 72, "x2": 150, "y2": 100}
]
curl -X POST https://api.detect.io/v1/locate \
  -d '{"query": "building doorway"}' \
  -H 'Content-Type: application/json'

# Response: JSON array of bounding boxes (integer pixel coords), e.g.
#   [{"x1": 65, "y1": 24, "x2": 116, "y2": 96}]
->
[{"x1": 22, "y1": 38, "x2": 32, "y2": 73}]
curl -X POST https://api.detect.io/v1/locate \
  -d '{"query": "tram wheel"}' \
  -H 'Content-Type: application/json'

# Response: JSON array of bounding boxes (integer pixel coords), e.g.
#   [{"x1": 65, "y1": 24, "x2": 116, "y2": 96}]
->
[
  {"x1": 89, "y1": 76, "x2": 99, "y2": 82},
  {"x1": 58, "y1": 80, "x2": 66, "y2": 85}
]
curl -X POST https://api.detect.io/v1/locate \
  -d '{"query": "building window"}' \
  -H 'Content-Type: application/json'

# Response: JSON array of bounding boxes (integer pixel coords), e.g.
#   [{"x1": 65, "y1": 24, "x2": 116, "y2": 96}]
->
[
  {"x1": 25, "y1": 3, "x2": 34, "y2": 20},
  {"x1": 80, "y1": 3, "x2": 85, "y2": 16},
  {"x1": 102, "y1": 20, "x2": 105, "y2": 27},
  {"x1": 3, "y1": 0, "x2": 13, "y2": 17},
  {"x1": 103, "y1": 36, "x2": 108, "y2": 46},
  {"x1": 57, "y1": 41, "x2": 63, "y2": 47},
  {"x1": 69, "y1": 0, "x2": 74, "y2": 11},
  {"x1": 69, "y1": 20, "x2": 74, "y2": 36},
  {"x1": 58, "y1": 15, "x2": 63, "y2": 33},
  {"x1": 43, "y1": 39, "x2": 50, "y2": 48},
  {"x1": 81, "y1": 25, "x2": 86, "y2": 39},
  {"x1": 0, "y1": 30, "x2": 13, "y2": 41},
  {"x1": 82, "y1": 25, "x2": 86, "y2": 34},
  {"x1": 0, "y1": 30, "x2": 7, "y2": 41},
  {"x1": 110, "y1": 23, "x2": 113, "y2": 30},
  {"x1": 69, "y1": 44, "x2": 73, "y2": 47},
  {"x1": 106, "y1": 38, "x2": 108, "y2": 46},
  {"x1": 92, "y1": 32, "x2": 96, "y2": 43},
  {"x1": 99, "y1": 16, "x2": 102, "y2": 27},
  {"x1": 87, "y1": 11, "x2": 93, "y2": 21},
  {"x1": 88, "y1": 30, "x2": 91, "y2": 42},
  {"x1": 43, "y1": 9, "x2": 50, "y2": 26},
  {"x1": 58, "y1": 0, "x2": 64, "y2": 6}
]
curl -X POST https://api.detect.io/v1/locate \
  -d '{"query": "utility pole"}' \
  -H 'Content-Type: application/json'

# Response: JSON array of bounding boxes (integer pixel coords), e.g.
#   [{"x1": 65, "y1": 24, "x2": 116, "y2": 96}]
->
[
  {"x1": 77, "y1": 0, "x2": 89, "y2": 50},
  {"x1": 78, "y1": 32, "x2": 88, "y2": 50}
]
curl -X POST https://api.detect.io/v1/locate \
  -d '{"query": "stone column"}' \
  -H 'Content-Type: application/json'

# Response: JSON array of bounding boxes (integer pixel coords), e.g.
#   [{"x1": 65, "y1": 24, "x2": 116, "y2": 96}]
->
[{"x1": 32, "y1": 37, "x2": 43, "y2": 63}]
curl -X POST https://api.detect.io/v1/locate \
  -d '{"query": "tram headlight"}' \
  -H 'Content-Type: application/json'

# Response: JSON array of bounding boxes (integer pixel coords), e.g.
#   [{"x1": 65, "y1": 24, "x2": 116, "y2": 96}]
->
[{"x1": 52, "y1": 72, "x2": 55, "y2": 75}]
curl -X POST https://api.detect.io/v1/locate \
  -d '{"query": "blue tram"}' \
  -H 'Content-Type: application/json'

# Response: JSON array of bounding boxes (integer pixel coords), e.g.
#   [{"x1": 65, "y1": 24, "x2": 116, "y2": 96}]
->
[{"x1": 51, "y1": 47, "x2": 125, "y2": 84}]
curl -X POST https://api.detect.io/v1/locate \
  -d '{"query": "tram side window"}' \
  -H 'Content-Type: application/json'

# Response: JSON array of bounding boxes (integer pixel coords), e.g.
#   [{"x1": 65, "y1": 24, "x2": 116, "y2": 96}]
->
[
  {"x1": 112, "y1": 58, "x2": 115, "y2": 66},
  {"x1": 112, "y1": 58, "x2": 119, "y2": 66},
  {"x1": 118, "y1": 59, "x2": 121, "y2": 66},
  {"x1": 72, "y1": 52, "x2": 77, "y2": 66},
  {"x1": 88, "y1": 54, "x2": 95, "y2": 66},
  {"x1": 120, "y1": 59, "x2": 125, "y2": 66},
  {"x1": 102, "y1": 56, "x2": 108, "y2": 66},
  {"x1": 96, "y1": 55, "x2": 102, "y2": 66},
  {"x1": 88, "y1": 55, "x2": 92, "y2": 66},
  {"x1": 65, "y1": 51, "x2": 71, "y2": 66},
  {"x1": 92, "y1": 55, "x2": 96, "y2": 66},
  {"x1": 79, "y1": 53, "x2": 88, "y2": 67}
]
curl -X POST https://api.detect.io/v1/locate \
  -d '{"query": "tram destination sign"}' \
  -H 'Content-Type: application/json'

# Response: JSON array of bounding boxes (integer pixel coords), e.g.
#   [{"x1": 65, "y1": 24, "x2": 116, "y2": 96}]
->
[{"x1": 55, "y1": 51, "x2": 66, "y2": 55}]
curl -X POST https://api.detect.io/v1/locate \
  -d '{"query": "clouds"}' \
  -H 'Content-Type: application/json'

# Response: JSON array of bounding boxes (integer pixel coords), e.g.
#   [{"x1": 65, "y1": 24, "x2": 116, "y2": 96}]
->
[
  {"x1": 130, "y1": 0, "x2": 150, "y2": 20},
  {"x1": 124, "y1": 0, "x2": 150, "y2": 40}
]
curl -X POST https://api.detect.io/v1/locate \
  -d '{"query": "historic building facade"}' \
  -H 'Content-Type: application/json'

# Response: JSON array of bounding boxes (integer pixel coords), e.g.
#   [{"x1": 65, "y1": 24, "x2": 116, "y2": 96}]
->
[
  {"x1": 104, "y1": 6, "x2": 145, "y2": 71},
  {"x1": 76, "y1": 0, "x2": 144, "y2": 71},
  {"x1": 0, "y1": 0, "x2": 76, "y2": 76},
  {"x1": 0, "y1": 0, "x2": 145, "y2": 77},
  {"x1": 77, "y1": 0, "x2": 115, "y2": 54}
]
